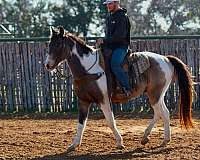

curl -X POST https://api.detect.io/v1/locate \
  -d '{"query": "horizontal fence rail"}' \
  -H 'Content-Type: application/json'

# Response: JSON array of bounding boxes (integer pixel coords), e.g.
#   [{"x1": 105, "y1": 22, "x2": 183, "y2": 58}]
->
[
  {"x1": 1, "y1": 35, "x2": 200, "y2": 42},
  {"x1": 0, "y1": 36, "x2": 200, "y2": 113}
]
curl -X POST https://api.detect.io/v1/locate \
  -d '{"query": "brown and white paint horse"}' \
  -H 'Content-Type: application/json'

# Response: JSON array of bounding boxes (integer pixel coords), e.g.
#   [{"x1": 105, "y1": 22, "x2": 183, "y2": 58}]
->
[{"x1": 45, "y1": 26, "x2": 194, "y2": 151}]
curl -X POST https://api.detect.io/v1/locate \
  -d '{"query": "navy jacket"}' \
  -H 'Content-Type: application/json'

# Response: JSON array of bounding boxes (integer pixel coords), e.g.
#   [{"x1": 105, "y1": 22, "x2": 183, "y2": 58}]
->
[{"x1": 104, "y1": 8, "x2": 131, "y2": 50}]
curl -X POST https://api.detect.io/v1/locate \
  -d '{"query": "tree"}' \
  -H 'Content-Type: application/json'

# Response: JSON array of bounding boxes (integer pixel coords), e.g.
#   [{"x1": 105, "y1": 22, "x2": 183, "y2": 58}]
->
[
  {"x1": 121, "y1": 0, "x2": 200, "y2": 35},
  {"x1": 49, "y1": 0, "x2": 99, "y2": 36},
  {"x1": 0, "y1": 0, "x2": 49, "y2": 37},
  {"x1": 0, "y1": 0, "x2": 11, "y2": 23},
  {"x1": 129, "y1": 0, "x2": 200, "y2": 35},
  {"x1": 30, "y1": 1, "x2": 49, "y2": 37},
  {"x1": 125, "y1": 0, "x2": 157, "y2": 35},
  {"x1": 2, "y1": 0, "x2": 33, "y2": 37},
  {"x1": 1, "y1": 0, "x2": 200, "y2": 37},
  {"x1": 148, "y1": 0, "x2": 191, "y2": 34}
]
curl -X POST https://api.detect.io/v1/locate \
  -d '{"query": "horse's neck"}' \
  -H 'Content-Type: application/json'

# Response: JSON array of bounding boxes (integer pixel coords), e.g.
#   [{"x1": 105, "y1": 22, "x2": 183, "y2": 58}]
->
[{"x1": 69, "y1": 45, "x2": 102, "y2": 79}]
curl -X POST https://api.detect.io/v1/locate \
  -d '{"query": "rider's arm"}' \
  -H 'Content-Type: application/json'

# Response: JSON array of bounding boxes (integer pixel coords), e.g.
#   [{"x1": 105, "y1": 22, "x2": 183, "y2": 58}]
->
[{"x1": 104, "y1": 14, "x2": 128, "y2": 45}]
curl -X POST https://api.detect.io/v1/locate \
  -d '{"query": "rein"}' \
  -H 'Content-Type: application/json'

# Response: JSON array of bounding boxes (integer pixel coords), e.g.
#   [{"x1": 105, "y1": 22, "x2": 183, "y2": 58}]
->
[{"x1": 55, "y1": 50, "x2": 98, "y2": 80}]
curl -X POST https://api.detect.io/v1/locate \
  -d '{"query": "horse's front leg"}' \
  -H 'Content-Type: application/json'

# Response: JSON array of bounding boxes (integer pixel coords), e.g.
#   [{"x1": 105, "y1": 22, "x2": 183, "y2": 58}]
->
[
  {"x1": 68, "y1": 99, "x2": 90, "y2": 151},
  {"x1": 100, "y1": 96, "x2": 124, "y2": 149}
]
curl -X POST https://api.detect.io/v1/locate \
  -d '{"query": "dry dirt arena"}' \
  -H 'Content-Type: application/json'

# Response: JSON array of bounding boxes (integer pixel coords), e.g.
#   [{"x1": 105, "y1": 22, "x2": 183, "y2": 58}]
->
[{"x1": 0, "y1": 114, "x2": 200, "y2": 160}]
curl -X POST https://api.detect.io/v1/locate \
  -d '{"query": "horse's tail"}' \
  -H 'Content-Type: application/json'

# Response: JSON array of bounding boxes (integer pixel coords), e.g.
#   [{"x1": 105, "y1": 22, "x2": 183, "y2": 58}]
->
[{"x1": 166, "y1": 55, "x2": 194, "y2": 129}]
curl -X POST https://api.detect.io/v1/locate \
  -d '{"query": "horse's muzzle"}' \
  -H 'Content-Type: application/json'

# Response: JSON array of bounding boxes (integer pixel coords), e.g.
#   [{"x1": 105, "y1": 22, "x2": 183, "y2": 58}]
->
[
  {"x1": 45, "y1": 63, "x2": 50, "y2": 70},
  {"x1": 44, "y1": 63, "x2": 53, "y2": 71}
]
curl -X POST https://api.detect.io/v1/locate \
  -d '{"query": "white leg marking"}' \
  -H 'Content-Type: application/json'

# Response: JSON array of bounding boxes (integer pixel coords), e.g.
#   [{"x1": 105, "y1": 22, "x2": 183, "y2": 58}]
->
[
  {"x1": 100, "y1": 96, "x2": 124, "y2": 149},
  {"x1": 68, "y1": 120, "x2": 87, "y2": 150},
  {"x1": 158, "y1": 62, "x2": 173, "y2": 146},
  {"x1": 142, "y1": 98, "x2": 170, "y2": 146},
  {"x1": 142, "y1": 106, "x2": 160, "y2": 145},
  {"x1": 150, "y1": 52, "x2": 173, "y2": 145},
  {"x1": 141, "y1": 101, "x2": 162, "y2": 145},
  {"x1": 160, "y1": 98, "x2": 171, "y2": 146}
]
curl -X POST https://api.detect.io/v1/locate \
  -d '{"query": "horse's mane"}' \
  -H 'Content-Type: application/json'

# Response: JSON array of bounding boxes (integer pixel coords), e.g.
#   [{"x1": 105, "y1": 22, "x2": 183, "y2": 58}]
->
[{"x1": 65, "y1": 32, "x2": 94, "y2": 53}]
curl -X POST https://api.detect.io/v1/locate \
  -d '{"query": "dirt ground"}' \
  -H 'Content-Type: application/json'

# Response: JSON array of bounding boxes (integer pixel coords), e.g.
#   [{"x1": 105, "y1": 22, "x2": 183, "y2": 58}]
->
[{"x1": 0, "y1": 114, "x2": 200, "y2": 160}]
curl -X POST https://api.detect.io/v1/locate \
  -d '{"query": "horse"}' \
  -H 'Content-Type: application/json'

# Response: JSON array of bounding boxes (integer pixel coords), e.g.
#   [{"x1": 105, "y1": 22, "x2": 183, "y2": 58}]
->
[{"x1": 44, "y1": 26, "x2": 194, "y2": 151}]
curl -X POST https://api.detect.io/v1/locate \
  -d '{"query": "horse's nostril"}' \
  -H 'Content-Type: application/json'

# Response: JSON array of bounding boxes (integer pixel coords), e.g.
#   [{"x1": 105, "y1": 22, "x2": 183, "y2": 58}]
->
[{"x1": 45, "y1": 64, "x2": 50, "y2": 69}]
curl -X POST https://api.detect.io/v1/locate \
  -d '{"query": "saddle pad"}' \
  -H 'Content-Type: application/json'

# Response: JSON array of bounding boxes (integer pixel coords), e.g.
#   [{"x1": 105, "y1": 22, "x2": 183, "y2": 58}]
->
[{"x1": 128, "y1": 52, "x2": 150, "y2": 78}]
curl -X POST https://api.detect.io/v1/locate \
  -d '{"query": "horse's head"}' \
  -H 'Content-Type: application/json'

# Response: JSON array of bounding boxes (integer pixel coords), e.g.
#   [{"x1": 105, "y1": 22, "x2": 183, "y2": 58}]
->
[{"x1": 45, "y1": 26, "x2": 73, "y2": 71}]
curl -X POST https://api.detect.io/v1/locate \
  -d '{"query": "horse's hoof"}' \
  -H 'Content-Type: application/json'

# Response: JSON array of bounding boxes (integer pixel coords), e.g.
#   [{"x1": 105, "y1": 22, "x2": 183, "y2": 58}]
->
[
  {"x1": 67, "y1": 144, "x2": 77, "y2": 152},
  {"x1": 160, "y1": 139, "x2": 170, "y2": 147},
  {"x1": 116, "y1": 144, "x2": 125, "y2": 150},
  {"x1": 141, "y1": 137, "x2": 149, "y2": 145}
]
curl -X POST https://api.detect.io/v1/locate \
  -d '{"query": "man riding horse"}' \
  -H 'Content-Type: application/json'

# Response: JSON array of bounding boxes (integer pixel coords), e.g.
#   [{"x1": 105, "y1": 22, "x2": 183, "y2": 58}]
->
[
  {"x1": 45, "y1": 26, "x2": 194, "y2": 151},
  {"x1": 96, "y1": 0, "x2": 131, "y2": 97},
  {"x1": 44, "y1": 0, "x2": 194, "y2": 151}
]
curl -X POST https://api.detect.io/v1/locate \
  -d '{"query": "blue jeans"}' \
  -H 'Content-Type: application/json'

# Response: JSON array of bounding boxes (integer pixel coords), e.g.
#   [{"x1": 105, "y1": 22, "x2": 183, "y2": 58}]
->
[{"x1": 111, "y1": 48, "x2": 130, "y2": 90}]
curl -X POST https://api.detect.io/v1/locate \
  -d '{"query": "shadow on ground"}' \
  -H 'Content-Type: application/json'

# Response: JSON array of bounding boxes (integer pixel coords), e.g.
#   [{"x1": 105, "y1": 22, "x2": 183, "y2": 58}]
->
[{"x1": 32, "y1": 146, "x2": 174, "y2": 160}]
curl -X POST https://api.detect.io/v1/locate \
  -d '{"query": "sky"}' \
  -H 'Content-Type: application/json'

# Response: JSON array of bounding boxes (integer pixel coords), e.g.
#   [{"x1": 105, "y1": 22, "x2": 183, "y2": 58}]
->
[
  {"x1": 5, "y1": 0, "x2": 200, "y2": 36},
  {"x1": 2, "y1": 0, "x2": 170, "y2": 36}
]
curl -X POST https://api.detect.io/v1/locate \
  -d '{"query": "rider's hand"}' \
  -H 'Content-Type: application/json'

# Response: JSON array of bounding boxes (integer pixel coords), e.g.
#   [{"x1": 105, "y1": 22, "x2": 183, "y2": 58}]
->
[{"x1": 96, "y1": 38, "x2": 104, "y2": 46}]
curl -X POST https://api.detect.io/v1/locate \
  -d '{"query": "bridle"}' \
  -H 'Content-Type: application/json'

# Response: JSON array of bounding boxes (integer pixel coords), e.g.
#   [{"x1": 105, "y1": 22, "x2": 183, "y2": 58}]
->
[{"x1": 55, "y1": 49, "x2": 99, "y2": 80}]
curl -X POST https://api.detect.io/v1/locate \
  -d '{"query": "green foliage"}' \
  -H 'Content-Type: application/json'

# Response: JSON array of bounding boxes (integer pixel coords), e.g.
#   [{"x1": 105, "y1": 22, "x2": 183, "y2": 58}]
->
[
  {"x1": 126, "y1": 0, "x2": 200, "y2": 35},
  {"x1": 30, "y1": 1, "x2": 49, "y2": 36},
  {"x1": 0, "y1": 0, "x2": 49, "y2": 37},
  {"x1": 49, "y1": 0, "x2": 100, "y2": 36},
  {"x1": 1, "y1": 0, "x2": 200, "y2": 37}
]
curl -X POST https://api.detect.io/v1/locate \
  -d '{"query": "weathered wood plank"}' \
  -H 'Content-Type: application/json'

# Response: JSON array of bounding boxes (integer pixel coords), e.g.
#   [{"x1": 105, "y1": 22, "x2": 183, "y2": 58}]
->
[
  {"x1": 2, "y1": 43, "x2": 9, "y2": 112},
  {"x1": 0, "y1": 43, "x2": 5, "y2": 112},
  {"x1": 0, "y1": 38, "x2": 200, "y2": 113}
]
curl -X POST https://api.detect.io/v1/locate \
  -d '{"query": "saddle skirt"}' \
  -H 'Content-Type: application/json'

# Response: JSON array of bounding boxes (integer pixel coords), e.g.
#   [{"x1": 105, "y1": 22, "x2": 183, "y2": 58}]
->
[
  {"x1": 100, "y1": 50, "x2": 150, "y2": 103},
  {"x1": 125, "y1": 52, "x2": 150, "y2": 89}
]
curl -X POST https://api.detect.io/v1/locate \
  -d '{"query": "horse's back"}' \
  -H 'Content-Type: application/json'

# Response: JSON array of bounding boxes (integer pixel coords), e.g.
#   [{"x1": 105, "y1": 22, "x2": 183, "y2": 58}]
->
[
  {"x1": 135, "y1": 51, "x2": 166, "y2": 61},
  {"x1": 137, "y1": 51, "x2": 174, "y2": 104},
  {"x1": 136, "y1": 51, "x2": 173, "y2": 72}
]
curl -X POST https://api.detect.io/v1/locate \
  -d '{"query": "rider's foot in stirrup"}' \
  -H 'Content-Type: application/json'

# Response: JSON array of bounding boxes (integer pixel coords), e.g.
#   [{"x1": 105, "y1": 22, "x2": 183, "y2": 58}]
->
[{"x1": 122, "y1": 87, "x2": 131, "y2": 97}]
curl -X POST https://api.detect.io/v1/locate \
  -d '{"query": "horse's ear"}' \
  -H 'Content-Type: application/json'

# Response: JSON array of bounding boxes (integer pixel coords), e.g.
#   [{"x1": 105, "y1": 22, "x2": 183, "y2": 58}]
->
[
  {"x1": 58, "y1": 26, "x2": 64, "y2": 37},
  {"x1": 50, "y1": 26, "x2": 57, "y2": 37}
]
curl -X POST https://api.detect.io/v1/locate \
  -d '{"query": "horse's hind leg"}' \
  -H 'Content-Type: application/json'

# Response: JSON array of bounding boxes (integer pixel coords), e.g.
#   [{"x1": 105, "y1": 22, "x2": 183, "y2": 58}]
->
[
  {"x1": 159, "y1": 97, "x2": 171, "y2": 146},
  {"x1": 68, "y1": 100, "x2": 90, "y2": 151},
  {"x1": 141, "y1": 55, "x2": 173, "y2": 146},
  {"x1": 141, "y1": 96, "x2": 171, "y2": 146},
  {"x1": 141, "y1": 106, "x2": 160, "y2": 145},
  {"x1": 100, "y1": 96, "x2": 124, "y2": 149}
]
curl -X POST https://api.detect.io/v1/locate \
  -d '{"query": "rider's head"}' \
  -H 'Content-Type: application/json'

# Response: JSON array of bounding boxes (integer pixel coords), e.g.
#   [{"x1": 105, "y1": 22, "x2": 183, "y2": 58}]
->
[{"x1": 103, "y1": 0, "x2": 120, "y2": 13}]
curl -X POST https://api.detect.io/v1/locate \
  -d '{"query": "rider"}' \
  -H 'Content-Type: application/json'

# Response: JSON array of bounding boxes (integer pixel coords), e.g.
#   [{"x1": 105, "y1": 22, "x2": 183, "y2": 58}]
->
[{"x1": 96, "y1": 0, "x2": 131, "y2": 96}]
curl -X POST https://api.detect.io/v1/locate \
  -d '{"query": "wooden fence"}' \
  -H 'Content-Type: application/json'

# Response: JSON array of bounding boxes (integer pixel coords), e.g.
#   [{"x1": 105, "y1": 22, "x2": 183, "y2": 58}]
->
[
  {"x1": 0, "y1": 42, "x2": 74, "y2": 113},
  {"x1": 0, "y1": 36, "x2": 200, "y2": 113}
]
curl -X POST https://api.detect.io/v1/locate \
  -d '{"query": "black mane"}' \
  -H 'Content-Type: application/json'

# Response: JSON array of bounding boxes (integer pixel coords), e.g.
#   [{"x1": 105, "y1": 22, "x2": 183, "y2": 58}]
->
[{"x1": 65, "y1": 32, "x2": 94, "y2": 57}]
